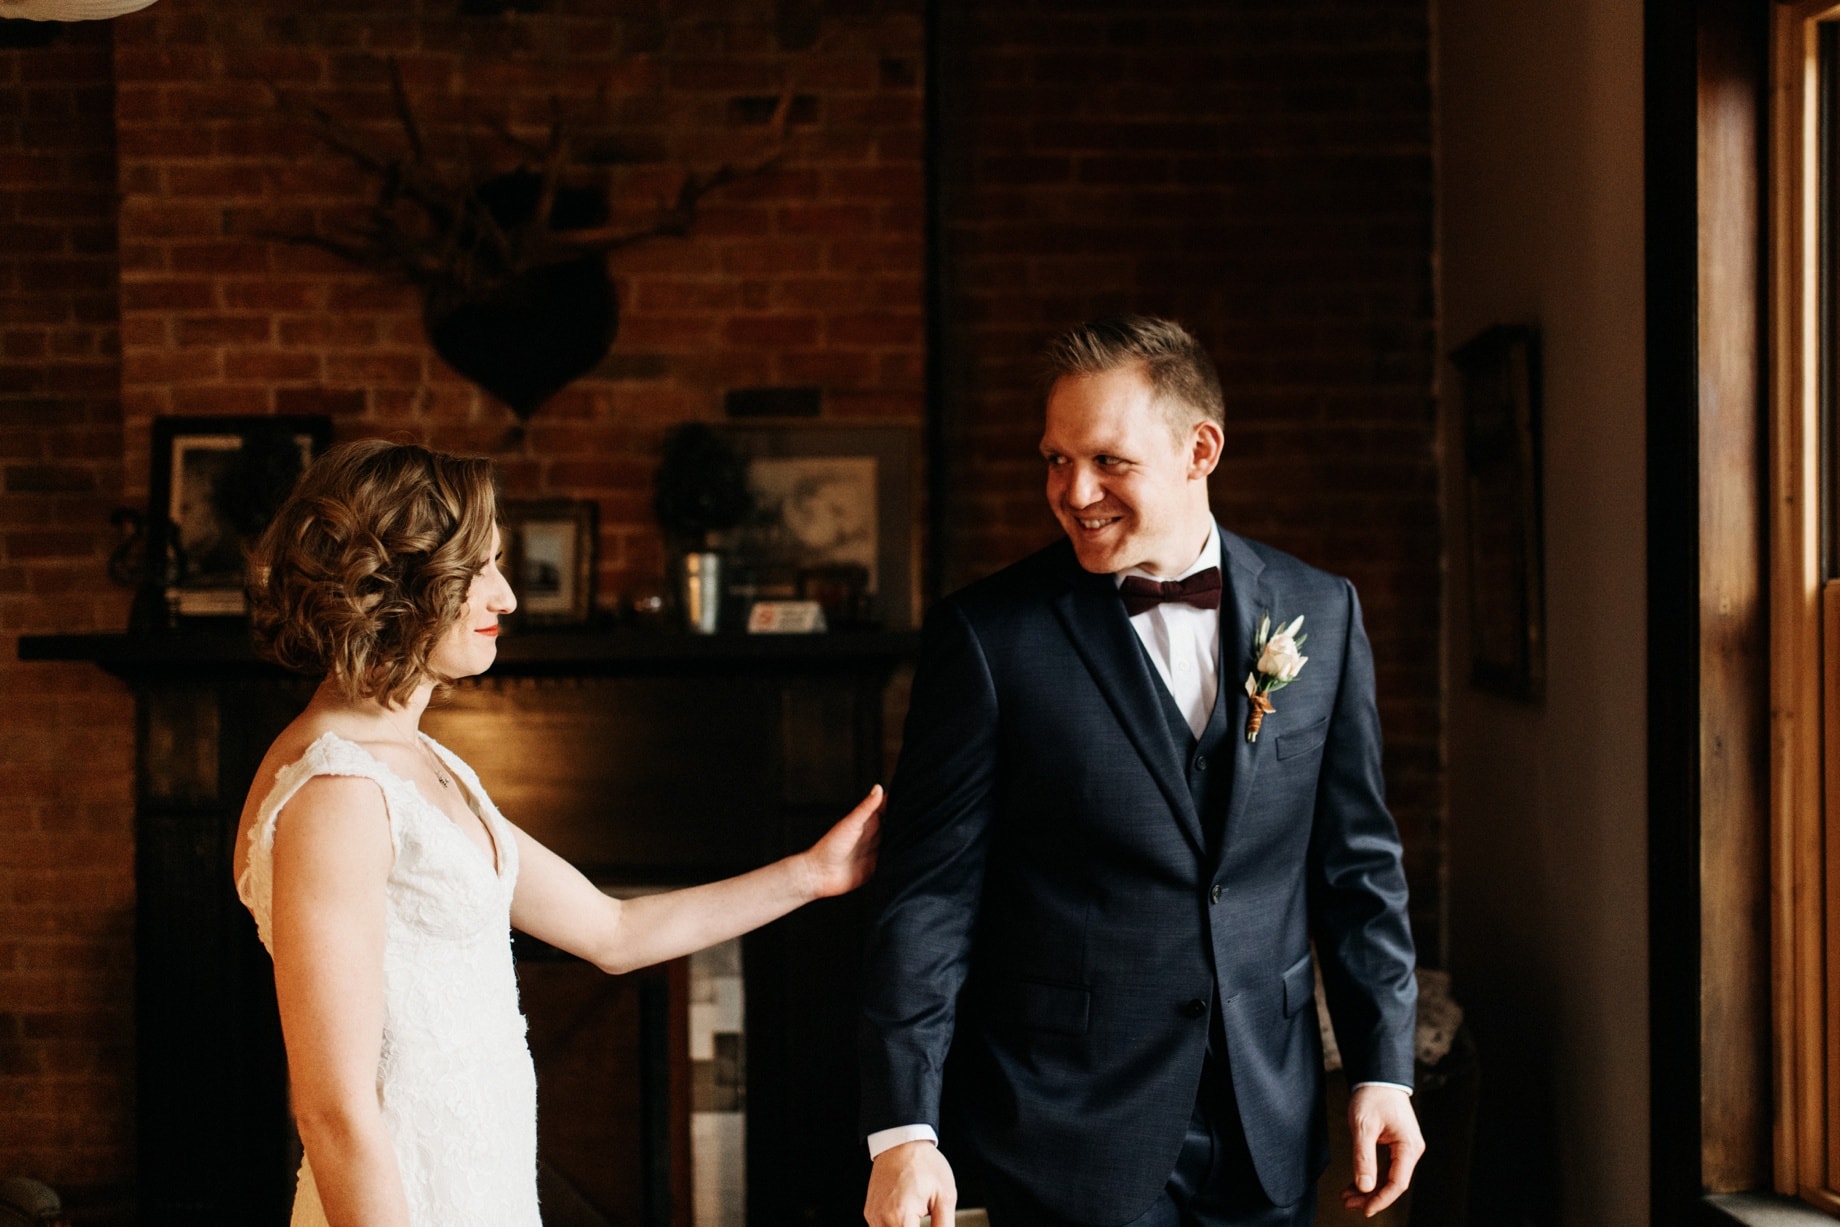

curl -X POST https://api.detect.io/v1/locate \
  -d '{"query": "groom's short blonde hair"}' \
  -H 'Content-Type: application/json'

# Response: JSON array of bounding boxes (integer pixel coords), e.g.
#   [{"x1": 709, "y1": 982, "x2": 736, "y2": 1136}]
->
[{"x1": 1039, "y1": 314, "x2": 1226, "y2": 436}]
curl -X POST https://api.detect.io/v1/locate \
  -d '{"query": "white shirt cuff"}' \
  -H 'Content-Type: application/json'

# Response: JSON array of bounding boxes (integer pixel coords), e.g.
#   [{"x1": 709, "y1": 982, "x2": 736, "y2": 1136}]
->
[
  {"x1": 867, "y1": 1123, "x2": 939, "y2": 1159},
  {"x1": 866, "y1": 1083, "x2": 1402, "y2": 1159}
]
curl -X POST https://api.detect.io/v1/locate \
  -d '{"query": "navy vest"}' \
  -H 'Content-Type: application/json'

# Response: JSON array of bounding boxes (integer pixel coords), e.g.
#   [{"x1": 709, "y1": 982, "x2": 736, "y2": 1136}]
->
[
  {"x1": 1147, "y1": 640, "x2": 1235, "y2": 853},
  {"x1": 1141, "y1": 630, "x2": 1237, "y2": 1069}
]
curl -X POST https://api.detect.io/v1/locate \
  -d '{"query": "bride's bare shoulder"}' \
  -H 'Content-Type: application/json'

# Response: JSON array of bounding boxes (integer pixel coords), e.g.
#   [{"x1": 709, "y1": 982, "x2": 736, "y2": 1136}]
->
[{"x1": 253, "y1": 704, "x2": 399, "y2": 783}]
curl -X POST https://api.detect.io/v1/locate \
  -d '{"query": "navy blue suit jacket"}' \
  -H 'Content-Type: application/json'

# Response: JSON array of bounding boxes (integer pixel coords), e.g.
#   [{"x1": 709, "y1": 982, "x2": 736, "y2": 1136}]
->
[{"x1": 859, "y1": 527, "x2": 1417, "y2": 1224}]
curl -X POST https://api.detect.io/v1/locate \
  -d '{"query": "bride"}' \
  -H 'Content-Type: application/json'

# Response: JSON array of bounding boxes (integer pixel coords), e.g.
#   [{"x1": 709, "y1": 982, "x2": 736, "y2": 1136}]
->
[{"x1": 230, "y1": 439, "x2": 883, "y2": 1227}]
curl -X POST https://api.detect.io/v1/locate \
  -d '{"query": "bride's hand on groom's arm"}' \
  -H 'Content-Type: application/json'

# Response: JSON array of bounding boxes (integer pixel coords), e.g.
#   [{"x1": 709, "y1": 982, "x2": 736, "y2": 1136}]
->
[
  {"x1": 798, "y1": 784, "x2": 884, "y2": 899},
  {"x1": 505, "y1": 785, "x2": 884, "y2": 974}
]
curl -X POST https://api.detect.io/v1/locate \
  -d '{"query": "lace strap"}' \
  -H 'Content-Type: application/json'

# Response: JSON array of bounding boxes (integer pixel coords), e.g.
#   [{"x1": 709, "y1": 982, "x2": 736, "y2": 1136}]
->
[{"x1": 236, "y1": 733, "x2": 409, "y2": 932}]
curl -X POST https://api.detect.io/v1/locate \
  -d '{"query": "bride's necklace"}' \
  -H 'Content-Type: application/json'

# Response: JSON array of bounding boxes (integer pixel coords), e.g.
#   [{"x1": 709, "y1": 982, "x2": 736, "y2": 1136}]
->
[{"x1": 380, "y1": 707, "x2": 451, "y2": 790}]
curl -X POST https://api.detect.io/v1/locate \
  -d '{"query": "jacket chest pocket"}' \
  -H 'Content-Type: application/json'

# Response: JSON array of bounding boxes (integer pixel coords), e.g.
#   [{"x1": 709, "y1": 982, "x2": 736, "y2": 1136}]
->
[{"x1": 1274, "y1": 716, "x2": 1329, "y2": 762}]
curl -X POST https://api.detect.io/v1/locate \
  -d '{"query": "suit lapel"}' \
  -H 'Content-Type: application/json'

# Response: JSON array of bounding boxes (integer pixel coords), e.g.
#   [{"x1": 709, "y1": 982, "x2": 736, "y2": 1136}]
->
[
  {"x1": 1051, "y1": 559, "x2": 1206, "y2": 856},
  {"x1": 1216, "y1": 527, "x2": 1272, "y2": 866}
]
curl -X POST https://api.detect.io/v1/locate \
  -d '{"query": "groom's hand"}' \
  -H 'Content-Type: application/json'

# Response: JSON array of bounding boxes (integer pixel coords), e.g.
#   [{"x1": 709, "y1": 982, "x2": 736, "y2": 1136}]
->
[
  {"x1": 864, "y1": 1140, "x2": 956, "y2": 1227},
  {"x1": 1341, "y1": 1084, "x2": 1425, "y2": 1218}
]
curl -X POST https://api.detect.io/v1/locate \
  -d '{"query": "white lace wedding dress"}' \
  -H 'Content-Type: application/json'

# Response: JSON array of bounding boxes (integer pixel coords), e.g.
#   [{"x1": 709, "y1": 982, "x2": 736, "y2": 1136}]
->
[{"x1": 236, "y1": 730, "x2": 541, "y2": 1226}]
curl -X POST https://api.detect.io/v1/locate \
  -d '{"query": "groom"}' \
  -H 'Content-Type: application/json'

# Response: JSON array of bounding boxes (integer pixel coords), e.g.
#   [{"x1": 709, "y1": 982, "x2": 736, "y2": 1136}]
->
[{"x1": 859, "y1": 316, "x2": 1422, "y2": 1226}]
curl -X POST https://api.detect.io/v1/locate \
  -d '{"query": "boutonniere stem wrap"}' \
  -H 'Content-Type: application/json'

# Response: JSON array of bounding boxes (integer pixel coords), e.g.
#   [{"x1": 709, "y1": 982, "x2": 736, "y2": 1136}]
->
[{"x1": 1244, "y1": 613, "x2": 1308, "y2": 742}]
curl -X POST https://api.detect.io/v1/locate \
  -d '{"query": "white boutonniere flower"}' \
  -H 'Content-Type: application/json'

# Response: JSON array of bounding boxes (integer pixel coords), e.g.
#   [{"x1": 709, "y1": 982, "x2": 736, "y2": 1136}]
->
[{"x1": 1243, "y1": 612, "x2": 1308, "y2": 742}]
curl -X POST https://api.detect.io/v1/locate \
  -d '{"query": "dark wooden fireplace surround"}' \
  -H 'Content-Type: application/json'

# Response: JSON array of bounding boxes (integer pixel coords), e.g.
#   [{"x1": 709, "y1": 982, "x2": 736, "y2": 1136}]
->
[{"x1": 18, "y1": 626, "x2": 917, "y2": 1227}]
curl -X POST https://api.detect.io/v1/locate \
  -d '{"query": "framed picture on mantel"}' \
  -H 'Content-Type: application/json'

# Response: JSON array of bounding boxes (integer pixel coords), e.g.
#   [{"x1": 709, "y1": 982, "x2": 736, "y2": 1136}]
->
[
  {"x1": 501, "y1": 498, "x2": 597, "y2": 627},
  {"x1": 149, "y1": 415, "x2": 331, "y2": 617},
  {"x1": 719, "y1": 425, "x2": 917, "y2": 630}
]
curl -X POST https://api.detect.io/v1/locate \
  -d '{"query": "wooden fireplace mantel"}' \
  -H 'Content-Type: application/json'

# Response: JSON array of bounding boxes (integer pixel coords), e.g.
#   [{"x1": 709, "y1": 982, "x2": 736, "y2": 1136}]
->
[
  {"x1": 20, "y1": 623, "x2": 921, "y2": 676},
  {"x1": 19, "y1": 625, "x2": 918, "y2": 1227}
]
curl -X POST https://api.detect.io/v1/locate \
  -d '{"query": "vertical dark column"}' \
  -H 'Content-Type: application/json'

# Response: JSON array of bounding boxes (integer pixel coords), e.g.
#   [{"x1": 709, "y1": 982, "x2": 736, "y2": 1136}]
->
[
  {"x1": 745, "y1": 667, "x2": 891, "y2": 1226},
  {"x1": 1645, "y1": 0, "x2": 1705, "y2": 1218},
  {"x1": 134, "y1": 675, "x2": 294, "y2": 1225},
  {"x1": 639, "y1": 970, "x2": 677, "y2": 1226},
  {"x1": 923, "y1": 0, "x2": 968, "y2": 610}
]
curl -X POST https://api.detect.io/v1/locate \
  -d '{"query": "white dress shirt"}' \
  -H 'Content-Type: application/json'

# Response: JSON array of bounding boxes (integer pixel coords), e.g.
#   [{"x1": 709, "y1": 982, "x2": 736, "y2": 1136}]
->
[
  {"x1": 1115, "y1": 528, "x2": 1223, "y2": 739},
  {"x1": 866, "y1": 526, "x2": 1401, "y2": 1160}
]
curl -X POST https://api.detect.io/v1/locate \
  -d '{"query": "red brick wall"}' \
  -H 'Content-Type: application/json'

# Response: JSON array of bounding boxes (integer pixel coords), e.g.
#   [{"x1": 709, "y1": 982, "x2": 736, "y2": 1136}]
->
[
  {"x1": 932, "y1": 1, "x2": 1444, "y2": 949},
  {"x1": 111, "y1": 0, "x2": 926, "y2": 603},
  {"x1": 0, "y1": 0, "x2": 1441, "y2": 1196},
  {"x1": 3, "y1": 0, "x2": 926, "y2": 1196},
  {"x1": 0, "y1": 22, "x2": 136, "y2": 1195}
]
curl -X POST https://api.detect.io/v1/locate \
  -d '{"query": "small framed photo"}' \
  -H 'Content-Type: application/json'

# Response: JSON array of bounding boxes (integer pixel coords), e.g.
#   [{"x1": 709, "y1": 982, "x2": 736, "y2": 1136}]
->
[
  {"x1": 149, "y1": 415, "x2": 331, "y2": 617},
  {"x1": 1452, "y1": 325, "x2": 1545, "y2": 701},
  {"x1": 501, "y1": 498, "x2": 597, "y2": 626},
  {"x1": 719, "y1": 426, "x2": 917, "y2": 630}
]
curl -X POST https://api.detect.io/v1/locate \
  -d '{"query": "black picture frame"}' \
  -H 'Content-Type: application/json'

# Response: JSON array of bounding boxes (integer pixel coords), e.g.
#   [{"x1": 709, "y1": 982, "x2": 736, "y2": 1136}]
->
[
  {"x1": 500, "y1": 498, "x2": 597, "y2": 627},
  {"x1": 148, "y1": 415, "x2": 331, "y2": 617},
  {"x1": 1452, "y1": 325, "x2": 1545, "y2": 700},
  {"x1": 718, "y1": 425, "x2": 918, "y2": 630}
]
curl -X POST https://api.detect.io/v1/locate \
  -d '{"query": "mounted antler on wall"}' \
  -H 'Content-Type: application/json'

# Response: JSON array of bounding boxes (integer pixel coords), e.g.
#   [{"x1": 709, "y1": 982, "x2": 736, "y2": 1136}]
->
[{"x1": 266, "y1": 60, "x2": 790, "y2": 421}]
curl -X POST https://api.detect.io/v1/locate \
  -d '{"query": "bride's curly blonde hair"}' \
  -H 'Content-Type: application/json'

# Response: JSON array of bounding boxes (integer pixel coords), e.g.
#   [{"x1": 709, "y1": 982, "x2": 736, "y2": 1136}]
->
[{"x1": 248, "y1": 439, "x2": 499, "y2": 706}]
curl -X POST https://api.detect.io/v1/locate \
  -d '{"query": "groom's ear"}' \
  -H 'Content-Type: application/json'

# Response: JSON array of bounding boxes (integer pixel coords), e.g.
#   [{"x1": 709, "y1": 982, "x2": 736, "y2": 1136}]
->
[{"x1": 1189, "y1": 420, "x2": 1224, "y2": 478}]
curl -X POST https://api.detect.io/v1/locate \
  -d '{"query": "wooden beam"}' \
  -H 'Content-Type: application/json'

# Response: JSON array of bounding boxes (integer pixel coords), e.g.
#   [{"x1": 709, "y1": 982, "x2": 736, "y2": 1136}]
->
[{"x1": 1696, "y1": 0, "x2": 1773, "y2": 1194}]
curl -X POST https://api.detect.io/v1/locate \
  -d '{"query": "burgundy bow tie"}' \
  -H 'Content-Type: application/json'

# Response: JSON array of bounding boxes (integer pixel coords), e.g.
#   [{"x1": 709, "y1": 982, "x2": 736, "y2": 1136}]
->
[{"x1": 1118, "y1": 567, "x2": 1222, "y2": 617}]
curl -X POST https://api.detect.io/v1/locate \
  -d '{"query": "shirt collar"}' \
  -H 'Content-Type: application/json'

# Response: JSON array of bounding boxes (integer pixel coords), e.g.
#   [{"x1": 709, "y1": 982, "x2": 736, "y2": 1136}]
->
[{"x1": 1112, "y1": 522, "x2": 1222, "y2": 589}]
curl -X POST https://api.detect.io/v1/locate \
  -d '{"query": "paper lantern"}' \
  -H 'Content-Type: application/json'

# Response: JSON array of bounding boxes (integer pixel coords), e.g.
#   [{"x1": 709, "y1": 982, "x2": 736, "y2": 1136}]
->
[{"x1": 0, "y1": 0, "x2": 158, "y2": 20}]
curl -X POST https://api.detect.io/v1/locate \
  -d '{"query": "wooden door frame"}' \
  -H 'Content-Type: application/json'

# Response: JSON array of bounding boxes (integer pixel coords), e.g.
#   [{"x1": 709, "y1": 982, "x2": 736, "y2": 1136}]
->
[{"x1": 1646, "y1": 0, "x2": 1776, "y2": 1220}]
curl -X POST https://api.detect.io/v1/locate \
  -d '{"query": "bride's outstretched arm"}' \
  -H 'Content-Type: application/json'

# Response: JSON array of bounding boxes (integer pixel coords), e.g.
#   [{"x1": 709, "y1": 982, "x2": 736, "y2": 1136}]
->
[
  {"x1": 508, "y1": 785, "x2": 883, "y2": 974},
  {"x1": 269, "y1": 775, "x2": 412, "y2": 1227}
]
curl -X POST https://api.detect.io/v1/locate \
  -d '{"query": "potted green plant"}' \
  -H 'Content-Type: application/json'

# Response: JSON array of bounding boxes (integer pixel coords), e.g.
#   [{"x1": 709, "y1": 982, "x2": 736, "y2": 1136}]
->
[{"x1": 653, "y1": 423, "x2": 752, "y2": 632}]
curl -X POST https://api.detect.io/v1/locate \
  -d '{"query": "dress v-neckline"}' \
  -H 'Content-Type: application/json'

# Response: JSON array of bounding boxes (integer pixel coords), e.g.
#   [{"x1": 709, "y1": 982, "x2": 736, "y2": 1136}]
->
[{"x1": 320, "y1": 731, "x2": 504, "y2": 880}]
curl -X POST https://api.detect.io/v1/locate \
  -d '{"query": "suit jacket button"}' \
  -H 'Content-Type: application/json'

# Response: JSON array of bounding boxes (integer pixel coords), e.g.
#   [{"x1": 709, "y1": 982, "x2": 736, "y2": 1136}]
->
[
  {"x1": 1210, "y1": 883, "x2": 1223, "y2": 905},
  {"x1": 1194, "y1": 754, "x2": 1209, "y2": 771},
  {"x1": 1182, "y1": 998, "x2": 1207, "y2": 1018}
]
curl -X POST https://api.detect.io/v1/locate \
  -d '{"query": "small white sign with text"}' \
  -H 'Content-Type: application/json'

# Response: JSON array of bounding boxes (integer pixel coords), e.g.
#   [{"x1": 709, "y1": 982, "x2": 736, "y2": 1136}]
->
[{"x1": 746, "y1": 600, "x2": 828, "y2": 634}]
